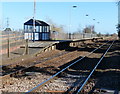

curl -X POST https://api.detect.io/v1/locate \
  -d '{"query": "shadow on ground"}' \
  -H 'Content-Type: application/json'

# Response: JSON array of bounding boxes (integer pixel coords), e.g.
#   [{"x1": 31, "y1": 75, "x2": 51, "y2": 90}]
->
[{"x1": 5, "y1": 40, "x2": 120, "y2": 93}]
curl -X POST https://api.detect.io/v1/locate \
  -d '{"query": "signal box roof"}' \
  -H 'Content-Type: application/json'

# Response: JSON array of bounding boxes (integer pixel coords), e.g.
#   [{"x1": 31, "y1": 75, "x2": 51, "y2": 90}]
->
[{"x1": 24, "y1": 19, "x2": 49, "y2": 26}]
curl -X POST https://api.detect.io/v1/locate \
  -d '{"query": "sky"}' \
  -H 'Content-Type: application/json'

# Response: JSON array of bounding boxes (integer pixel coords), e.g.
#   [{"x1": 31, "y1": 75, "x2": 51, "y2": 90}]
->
[{"x1": 1, "y1": 1, "x2": 118, "y2": 34}]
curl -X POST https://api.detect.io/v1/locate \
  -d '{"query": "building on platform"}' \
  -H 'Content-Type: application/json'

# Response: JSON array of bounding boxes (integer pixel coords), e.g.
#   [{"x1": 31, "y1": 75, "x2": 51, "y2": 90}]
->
[{"x1": 24, "y1": 19, "x2": 50, "y2": 41}]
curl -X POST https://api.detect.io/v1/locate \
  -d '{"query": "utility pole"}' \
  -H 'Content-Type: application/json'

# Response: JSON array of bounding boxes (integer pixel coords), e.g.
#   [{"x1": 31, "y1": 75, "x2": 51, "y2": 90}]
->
[
  {"x1": 7, "y1": 17, "x2": 10, "y2": 58},
  {"x1": 33, "y1": 0, "x2": 36, "y2": 42},
  {"x1": 7, "y1": 18, "x2": 9, "y2": 28}
]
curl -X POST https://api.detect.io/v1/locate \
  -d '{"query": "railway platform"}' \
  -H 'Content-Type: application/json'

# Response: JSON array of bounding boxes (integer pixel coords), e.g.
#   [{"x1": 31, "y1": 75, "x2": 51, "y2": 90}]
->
[{"x1": 1, "y1": 37, "x2": 102, "y2": 66}]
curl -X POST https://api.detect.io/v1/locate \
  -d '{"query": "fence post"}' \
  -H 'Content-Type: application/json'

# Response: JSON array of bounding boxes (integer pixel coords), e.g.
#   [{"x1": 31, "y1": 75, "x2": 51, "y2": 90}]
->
[
  {"x1": 24, "y1": 39, "x2": 29, "y2": 55},
  {"x1": 83, "y1": 33, "x2": 85, "y2": 39},
  {"x1": 7, "y1": 38, "x2": 10, "y2": 58}
]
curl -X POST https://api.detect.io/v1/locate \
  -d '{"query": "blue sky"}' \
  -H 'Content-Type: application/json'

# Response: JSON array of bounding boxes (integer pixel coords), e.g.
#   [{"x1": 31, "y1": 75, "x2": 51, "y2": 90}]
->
[{"x1": 2, "y1": 2, "x2": 118, "y2": 34}]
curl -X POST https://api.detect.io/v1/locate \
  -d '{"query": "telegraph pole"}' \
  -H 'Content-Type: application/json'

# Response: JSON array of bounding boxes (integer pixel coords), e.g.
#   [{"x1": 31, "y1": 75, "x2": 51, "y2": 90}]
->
[
  {"x1": 7, "y1": 18, "x2": 9, "y2": 28},
  {"x1": 33, "y1": 0, "x2": 36, "y2": 42},
  {"x1": 7, "y1": 18, "x2": 10, "y2": 58}
]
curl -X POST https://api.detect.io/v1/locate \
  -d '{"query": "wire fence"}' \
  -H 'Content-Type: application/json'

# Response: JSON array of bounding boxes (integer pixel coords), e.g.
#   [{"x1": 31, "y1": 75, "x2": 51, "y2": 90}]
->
[{"x1": 50, "y1": 32, "x2": 97, "y2": 40}]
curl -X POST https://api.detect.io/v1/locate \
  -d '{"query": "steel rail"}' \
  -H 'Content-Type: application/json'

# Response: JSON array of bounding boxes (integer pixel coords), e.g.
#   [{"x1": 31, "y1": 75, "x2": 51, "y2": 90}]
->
[
  {"x1": 76, "y1": 40, "x2": 115, "y2": 94},
  {"x1": 25, "y1": 40, "x2": 111, "y2": 94}
]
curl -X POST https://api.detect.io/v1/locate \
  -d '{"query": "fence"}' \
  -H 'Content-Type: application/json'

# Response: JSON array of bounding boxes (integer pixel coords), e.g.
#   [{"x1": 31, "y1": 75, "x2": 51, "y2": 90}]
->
[
  {"x1": 50, "y1": 32, "x2": 97, "y2": 40},
  {"x1": 0, "y1": 31, "x2": 24, "y2": 55},
  {"x1": 0, "y1": 31, "x2": 97, "y2": 55}
]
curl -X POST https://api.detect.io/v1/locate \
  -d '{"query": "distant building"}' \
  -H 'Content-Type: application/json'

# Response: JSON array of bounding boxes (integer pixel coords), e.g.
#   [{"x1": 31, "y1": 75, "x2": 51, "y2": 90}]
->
[
  {"x1": 24, "y1": 19, "x2": 50, "y2": 41},
  {"x1": 4, "y1": 28, "x2": 12, "y2": 32}
]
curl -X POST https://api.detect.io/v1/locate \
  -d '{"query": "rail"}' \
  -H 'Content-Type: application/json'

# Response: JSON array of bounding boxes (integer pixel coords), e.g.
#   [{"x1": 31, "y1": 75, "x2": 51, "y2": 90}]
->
[
  {"x1": 0, "y1": 38, "x2": 104, "y2": 78},
  {"x1": 76, "y1": 40, "x2": 115, "y2": 94},
  {"x1": 25, "y1": 40, "x2": 111, "y2": 93}
]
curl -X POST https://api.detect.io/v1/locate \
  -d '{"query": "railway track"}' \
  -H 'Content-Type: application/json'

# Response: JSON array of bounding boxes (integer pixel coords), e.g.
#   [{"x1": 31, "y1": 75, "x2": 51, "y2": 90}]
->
[
  {"x1": 22, "y1": 40, "x2": 115, "y2": 93},
  {"x1": 1, "y1": 39, "x2": 118, "y2": 93},
  {"x1": 0, "y1": 40, "x2": 99, "y2": 77},
  {"x1": 75, "y1": 40, "x2": 115, "y2": 94}
]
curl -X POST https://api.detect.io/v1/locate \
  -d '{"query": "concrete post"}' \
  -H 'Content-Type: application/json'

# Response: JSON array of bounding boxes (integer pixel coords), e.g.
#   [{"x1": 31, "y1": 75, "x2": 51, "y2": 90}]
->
[
  {"x1": 7, "y1": 38, "x2": 10, "y2": 58},
  {"x1": 24, "y1": 39, "x2": 29, "y2": 55}
]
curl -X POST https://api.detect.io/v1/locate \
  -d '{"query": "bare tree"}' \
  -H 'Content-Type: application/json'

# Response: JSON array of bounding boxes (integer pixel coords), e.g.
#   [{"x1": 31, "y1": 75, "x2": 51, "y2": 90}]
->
[
  {"x1": 97, "y1": 32, "x2": 102, "y2": 37},
  {"x1": 46, "y1": 18, "x2": 65, "y2": 33},
  {"x1": 83, "y1": 26, "x2": 91, "y2": 33}
]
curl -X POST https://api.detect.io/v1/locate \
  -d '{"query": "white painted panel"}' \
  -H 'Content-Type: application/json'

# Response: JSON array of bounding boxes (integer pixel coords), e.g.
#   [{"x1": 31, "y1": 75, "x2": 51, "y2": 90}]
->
[
  {"x1": 24, "y1": 33, "x2": 33, "y2": 40},
  {"x1": 35, "y1": 33, "x2": 39, "y2": 40},
  {"x1": 24, "y1": 33, "x2": 28, "y2": 39}
]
